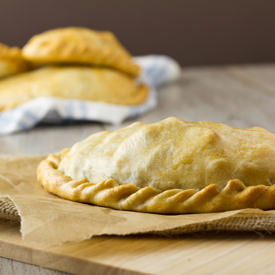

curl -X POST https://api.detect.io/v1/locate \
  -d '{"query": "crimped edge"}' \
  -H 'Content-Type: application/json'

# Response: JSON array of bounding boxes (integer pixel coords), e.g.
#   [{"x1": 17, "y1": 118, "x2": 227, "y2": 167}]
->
[
  {"x1": 102, "y1": 83, "x2": 149, "y2": 106},
  {"x1": 37, "y1": 149, "x2": 275, "y2": 214}
]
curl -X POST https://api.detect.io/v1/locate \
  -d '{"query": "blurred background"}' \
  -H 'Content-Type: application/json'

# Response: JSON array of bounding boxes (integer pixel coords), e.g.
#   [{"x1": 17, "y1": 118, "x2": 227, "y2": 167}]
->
[{"x1": 1, "y1": 0, "x2": 275, "y2": 66}]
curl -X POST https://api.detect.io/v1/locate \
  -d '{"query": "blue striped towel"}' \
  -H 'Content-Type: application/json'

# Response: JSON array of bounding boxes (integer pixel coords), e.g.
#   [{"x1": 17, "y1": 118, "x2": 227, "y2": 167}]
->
[{"x1": 0, "y1": 55, "x2": 181, "y2": 135}]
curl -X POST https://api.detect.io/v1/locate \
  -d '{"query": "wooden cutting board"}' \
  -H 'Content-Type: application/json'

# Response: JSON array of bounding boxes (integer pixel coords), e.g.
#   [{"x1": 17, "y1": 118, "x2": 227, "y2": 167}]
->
[{"x1": 0, "y1": 219, "x2": 275, "y2": 275}]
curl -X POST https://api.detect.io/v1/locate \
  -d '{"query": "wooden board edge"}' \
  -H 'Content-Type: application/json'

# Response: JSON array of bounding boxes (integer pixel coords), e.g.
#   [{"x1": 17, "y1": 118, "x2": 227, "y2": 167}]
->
[{"x1": 0, "y1": 237, "x2": 145, "y2": 275}]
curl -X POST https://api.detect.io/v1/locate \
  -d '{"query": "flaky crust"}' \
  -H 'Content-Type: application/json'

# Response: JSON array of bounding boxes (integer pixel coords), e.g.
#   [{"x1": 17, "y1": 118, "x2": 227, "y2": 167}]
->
[
  {"x1": 0, "y1": 43, "x2": 29, "y2": 78},
  {"x1": 22, "y1": 27, "x2": 140, "y2": 77},
  {"x1": 37, "y1": 150, "x2": 275, "y2": 214},
  {"x1": 0, "y1": 66, "x2": 148, "y2": 112},
  {"x1": 37, "y1": 118, "x2": 275, "y2": 214}
]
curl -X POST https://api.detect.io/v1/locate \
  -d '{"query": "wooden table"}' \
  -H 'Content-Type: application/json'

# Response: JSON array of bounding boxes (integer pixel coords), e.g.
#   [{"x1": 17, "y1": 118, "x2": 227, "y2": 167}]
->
[{"x1": 0, "y1": 65, "x2": 274, "y2": 275}]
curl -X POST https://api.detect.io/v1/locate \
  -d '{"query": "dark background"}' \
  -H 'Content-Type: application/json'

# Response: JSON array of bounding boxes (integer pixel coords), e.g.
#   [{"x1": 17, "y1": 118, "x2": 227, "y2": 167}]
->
[{"x1": 1, "y1": 0, "x2": 275, "y2": 66}]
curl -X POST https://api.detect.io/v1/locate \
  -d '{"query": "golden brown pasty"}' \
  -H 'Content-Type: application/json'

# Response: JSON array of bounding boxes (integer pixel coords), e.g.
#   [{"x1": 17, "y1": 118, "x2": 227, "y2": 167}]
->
[
  {"x1": 37, "y1": 117, "x2": 275, "y2": 214},
  {"x1": 0, "y1": 43, "x2": 29, "y2": 78},
  {"x1": 22, "y1": 27, "x2": 140, "y2": 77},
  {"x1": 0, "y1": 66, "x2": 148, "y2": 112}
]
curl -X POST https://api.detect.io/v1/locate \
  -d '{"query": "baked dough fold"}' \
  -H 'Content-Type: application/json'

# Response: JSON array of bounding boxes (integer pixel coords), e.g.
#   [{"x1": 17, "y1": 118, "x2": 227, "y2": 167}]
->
[{"x1": 37, "y1": 117, "x2": 275, "y2": 213}]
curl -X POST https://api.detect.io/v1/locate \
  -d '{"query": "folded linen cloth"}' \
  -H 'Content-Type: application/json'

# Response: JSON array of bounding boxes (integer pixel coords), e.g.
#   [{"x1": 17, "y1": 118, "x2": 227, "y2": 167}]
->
[{"x1": 0, "y1": 55, "x2": 181, "y2": 135}]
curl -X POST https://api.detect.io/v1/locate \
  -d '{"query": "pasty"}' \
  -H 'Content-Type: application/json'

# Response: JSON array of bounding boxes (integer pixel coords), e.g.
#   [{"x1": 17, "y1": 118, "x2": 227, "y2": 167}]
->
[
  {"x1": 22, "y1": 27, "x2": 140, "y2": 77},
  {"x1": 0, "y1": 43, "x2": 29, "y2": 78},
  {"x1": 37, "y1": 117, "x2": 275, "y2": 213},
  {"x1": 0, "y1": 66, "x2": 148, "y2": 112}
]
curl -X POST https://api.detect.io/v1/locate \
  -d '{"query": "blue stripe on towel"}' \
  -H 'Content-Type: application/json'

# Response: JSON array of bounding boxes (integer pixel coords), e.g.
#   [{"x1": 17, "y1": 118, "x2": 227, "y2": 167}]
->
[
  {"x1": 17, "y1": 120, "x2": 29, "y2": 131},
  {"x1": 23, "y1": 110, "x2": 38, "y2": 123},
  {"x1": 80, "y1": 101, "x2": 87, "y2": 120},
  {"x1": 65, "y1": 101, "x2": 74, "y2": 119}
]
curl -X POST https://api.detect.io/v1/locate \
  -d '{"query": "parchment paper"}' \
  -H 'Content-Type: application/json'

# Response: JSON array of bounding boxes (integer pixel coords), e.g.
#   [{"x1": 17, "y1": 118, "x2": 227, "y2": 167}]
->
[{"x1": 1, "y1": 155, "x2": 275, "y2": 246}]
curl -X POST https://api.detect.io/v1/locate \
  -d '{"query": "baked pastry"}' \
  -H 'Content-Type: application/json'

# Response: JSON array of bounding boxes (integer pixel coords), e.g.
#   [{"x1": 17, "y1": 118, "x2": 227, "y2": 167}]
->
[
  {"x1": 22, "y1": 27, "x2": 140, "y2": 77},
  {"x1": 0, "y1": 66, "x2": 148, "y2": 112},
  {"x1": 0, "y1": 43, "x2": 29, "y2": 78},
  {"x1": 37, "y1": 117, "x2": 275, "y2": 213}
]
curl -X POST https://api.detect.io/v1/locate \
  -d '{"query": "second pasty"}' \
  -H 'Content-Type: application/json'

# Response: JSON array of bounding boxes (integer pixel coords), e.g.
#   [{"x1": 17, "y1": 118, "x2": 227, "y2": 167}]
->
[{"x1": 0, "y1": 66, "x2": 148, "y2": 111}]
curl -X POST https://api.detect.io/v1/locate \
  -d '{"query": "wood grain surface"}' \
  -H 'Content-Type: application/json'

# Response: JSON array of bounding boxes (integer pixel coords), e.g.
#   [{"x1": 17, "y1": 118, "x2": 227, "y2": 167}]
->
[
  {"x1": 1, "y1": 220, "x2": 275, "y2": 275},
  {"x1": 0, "y1": 65, "x2": 274, "y2": 275}
]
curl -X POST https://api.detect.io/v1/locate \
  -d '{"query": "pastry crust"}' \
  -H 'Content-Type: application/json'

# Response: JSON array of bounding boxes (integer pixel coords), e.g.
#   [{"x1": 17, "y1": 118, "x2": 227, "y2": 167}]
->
[
  {"x1": 37, "y1": 117, "x2": 275, "y2": 214},
  {"x1": 22, "y1": 27, "x2": 140, "y2": 77},
  {"x1": 0, "y1": 43, "x2": 29, "y2": 78},
  {"x1": 0, "y1": 66, "x2": 148, "y2": 112}
]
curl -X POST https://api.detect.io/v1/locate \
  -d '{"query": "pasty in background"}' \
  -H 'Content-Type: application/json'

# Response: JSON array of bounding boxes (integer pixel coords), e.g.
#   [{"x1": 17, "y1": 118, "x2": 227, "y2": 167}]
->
[
  {"x1": 22, "y1": 27, "x2": 140, "y2": 77},
  {"x1": 0, "y1": 66, "x2": 148, "y2": 112},
  {"x1": 0, "y1": 43, "x2": 29, "y2": 78}
]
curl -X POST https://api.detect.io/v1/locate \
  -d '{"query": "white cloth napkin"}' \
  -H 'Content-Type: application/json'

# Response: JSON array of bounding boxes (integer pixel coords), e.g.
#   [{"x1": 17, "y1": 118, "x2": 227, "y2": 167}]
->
[{"x1": 0, "y1": 55, "x2": 181, "y2": 135}]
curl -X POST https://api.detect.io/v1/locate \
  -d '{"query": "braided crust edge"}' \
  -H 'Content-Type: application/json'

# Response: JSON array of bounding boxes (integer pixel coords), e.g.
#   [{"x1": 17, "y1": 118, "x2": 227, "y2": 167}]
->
[{"x1": 37, "y1": 149, "x2": 275, "y2": 214}]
